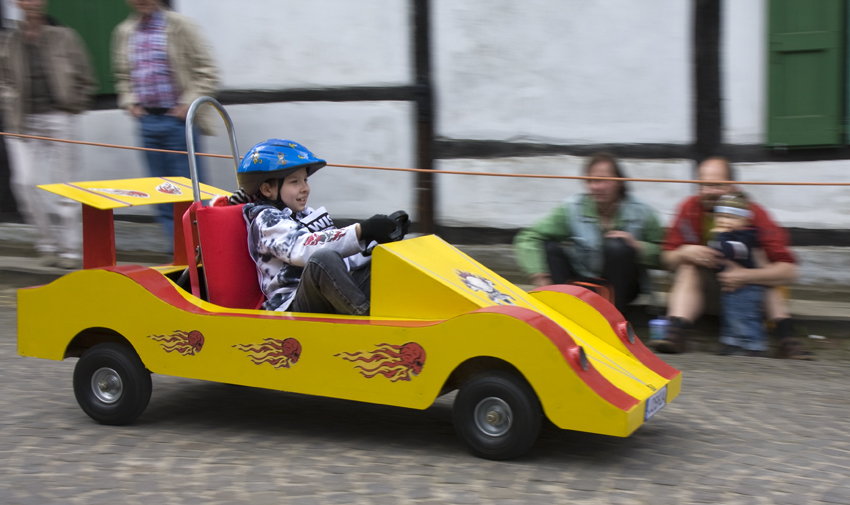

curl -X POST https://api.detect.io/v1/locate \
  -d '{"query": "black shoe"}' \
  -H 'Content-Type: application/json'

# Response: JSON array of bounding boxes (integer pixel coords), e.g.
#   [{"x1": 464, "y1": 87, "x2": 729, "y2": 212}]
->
[
  {"x1": 717, "y1": 344, "x2": 743, "y2": 356},
  {"x1": 778, "y1": 337, "x2": 815, "y2": 360}
]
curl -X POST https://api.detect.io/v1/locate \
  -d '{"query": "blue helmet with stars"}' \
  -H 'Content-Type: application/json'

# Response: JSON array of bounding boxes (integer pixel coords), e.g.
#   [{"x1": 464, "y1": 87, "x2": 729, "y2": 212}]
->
[{"x1": 236, "y1": 139, "x2": 326, "y2": 195}]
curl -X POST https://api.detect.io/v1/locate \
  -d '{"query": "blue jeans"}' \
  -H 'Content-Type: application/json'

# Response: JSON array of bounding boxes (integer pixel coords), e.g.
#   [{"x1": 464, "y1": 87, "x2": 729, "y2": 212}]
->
[
  {"x1": 719, "y1": 284, "x2": 767, "y2": 351},
  {"x1": 291, "y1": 249, "x2": 371, "y2": 316},
  {"x1": 139, "y1": 114, "x2": 203, "y2": 240}
]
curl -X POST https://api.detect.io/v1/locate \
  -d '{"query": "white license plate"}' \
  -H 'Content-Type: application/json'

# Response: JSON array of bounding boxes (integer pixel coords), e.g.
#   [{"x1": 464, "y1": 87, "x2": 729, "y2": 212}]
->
[{"x1": 644, "y1": 386, "x2": 668, "y2": 421}]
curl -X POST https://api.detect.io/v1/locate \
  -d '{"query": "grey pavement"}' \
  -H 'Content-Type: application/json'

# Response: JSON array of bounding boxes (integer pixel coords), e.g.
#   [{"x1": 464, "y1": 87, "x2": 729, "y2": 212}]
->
[{"x1": 1, "y1": 285, "x2": 850, "y2": 504}]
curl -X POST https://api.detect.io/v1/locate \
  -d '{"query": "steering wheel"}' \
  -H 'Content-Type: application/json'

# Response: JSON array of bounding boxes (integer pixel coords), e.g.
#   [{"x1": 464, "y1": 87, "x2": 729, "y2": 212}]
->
[{"x1": 387, "y1": 210, "x2": 410, "y2": 242}]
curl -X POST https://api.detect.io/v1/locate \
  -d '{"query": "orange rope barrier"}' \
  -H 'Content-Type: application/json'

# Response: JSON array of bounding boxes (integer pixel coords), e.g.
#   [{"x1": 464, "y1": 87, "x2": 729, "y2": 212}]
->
[{"x1": 2, "y1": 131, "x2": 848, "y2": 186}]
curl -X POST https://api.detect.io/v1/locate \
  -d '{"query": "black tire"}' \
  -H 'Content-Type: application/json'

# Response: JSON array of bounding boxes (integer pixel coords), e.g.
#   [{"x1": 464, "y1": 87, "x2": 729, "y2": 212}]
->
[
  {"x1": 73, "y1": 343, "x2": 152, "y2": 425},
  {"x1": 452, "y1": 371, "x2": 542, "y2": 460}
]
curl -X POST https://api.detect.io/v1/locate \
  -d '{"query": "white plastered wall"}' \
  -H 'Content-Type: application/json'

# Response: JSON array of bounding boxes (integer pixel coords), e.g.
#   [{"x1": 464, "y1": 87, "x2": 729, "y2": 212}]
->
[
  {"x1": 435, "y1": 157, "x2": 694, "y2": 229},
  {"x1": 173, "y1": 0, "x2": 413, "y2": 89},
  {"x1": 432, "y1": 0, "x2": 693, "y2": 144},
  {"x1": 722, "y1": 0, "x2": 766, "y2": 144},
  {"x1": 71, "y1": 0, "x2": 416, "y2": 220},
  {"x1": 76, "y1": 101, "x2": 417, "y2": 220}
]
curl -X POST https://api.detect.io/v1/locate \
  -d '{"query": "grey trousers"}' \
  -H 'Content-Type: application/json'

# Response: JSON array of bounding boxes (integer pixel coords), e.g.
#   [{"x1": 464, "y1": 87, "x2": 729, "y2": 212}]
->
[{"x1": 291, "y1": 249, "x2": 371, "y2": 316}]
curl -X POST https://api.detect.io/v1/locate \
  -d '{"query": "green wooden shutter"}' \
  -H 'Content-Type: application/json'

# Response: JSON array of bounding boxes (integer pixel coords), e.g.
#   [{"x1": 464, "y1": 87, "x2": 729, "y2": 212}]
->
[
  {"x1": 47, "y1": 0, "x2": 132, "y2": 95},
  {"x1": 767, "y1": 0, "x2": 844, "y2": 147}
]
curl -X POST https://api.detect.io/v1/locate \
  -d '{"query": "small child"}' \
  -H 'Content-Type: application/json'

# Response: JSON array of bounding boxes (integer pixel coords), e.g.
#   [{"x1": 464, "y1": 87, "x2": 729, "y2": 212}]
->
[
  {"x1": 235, "y1": 139, "x2": 406, "y2": 315},
  {"x1": 709, "y1": 192, "x2": 766, "y2": 356}
]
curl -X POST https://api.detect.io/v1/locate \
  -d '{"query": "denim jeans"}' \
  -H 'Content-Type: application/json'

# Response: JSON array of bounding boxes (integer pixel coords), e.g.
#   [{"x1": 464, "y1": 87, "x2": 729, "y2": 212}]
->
[
  {"x1": 544, "y1": 237, "x2": 641, "y2": 312},
  {"x1": 139, "y1": 113, "x2": 203, "y2": 241},
  {"x1": 719, "y1": 284, "x2": 767, "y2": 351},
  {"x1": 291, "y1": 249, "x2": 371, "y2": 316}
]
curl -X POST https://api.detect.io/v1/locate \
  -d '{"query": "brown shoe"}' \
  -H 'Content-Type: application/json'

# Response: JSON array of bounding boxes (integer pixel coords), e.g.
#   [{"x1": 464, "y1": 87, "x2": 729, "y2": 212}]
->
[
  {"x1": 778, "y1": 337, "x2": 815, "y2": 360},
  {"x1": 655, "y1": 327, "x2": 686, "y2": 354}
]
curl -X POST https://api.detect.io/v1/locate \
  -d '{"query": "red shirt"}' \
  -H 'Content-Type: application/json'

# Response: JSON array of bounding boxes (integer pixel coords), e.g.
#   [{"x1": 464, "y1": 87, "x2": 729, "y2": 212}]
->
[{"x1": 662, "y1": 195, "x2": 796, "y2": 264}]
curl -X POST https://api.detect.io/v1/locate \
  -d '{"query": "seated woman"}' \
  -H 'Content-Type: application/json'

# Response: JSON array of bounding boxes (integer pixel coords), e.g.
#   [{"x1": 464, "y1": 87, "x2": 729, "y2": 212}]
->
[
  {"x1": 232, "y1": 139, "x2": 407, "y2": 315},
  {"x1": 512, "y1": 153, "x2": 663, "y2": 312}
]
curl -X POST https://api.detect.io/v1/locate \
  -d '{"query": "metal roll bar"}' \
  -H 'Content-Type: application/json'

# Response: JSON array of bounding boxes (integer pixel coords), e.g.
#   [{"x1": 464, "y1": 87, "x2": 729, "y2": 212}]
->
[{"x1": 185, "y1": 96, "x2": 240, "y2": 202}]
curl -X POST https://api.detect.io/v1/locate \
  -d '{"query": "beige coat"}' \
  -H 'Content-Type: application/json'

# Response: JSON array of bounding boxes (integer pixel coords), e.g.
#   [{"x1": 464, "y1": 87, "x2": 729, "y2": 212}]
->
[
  {"x1": 111, "y1": 9, "x2": 219, "y2": 135},
  {"x1": 0, "y1": 25, "x2": 97, "y2": 134}
]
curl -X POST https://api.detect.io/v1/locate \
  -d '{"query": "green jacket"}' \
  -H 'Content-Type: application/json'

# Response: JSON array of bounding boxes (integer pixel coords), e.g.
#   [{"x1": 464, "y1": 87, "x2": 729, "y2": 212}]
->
[{"x1": 514, "y1": 194, "x2": 663, "y2": 282}]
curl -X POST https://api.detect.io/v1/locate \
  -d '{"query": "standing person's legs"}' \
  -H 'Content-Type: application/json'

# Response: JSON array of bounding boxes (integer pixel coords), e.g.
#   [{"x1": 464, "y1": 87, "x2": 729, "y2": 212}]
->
[
  {"x1": 139, "y1": 114, "x2": 172, "y2": 239},
  {"x1": 139, "y1": 114, "x2": 201, "y2": 241},
  {"x1": 44, "y1": 112, "x2": 82, "y2": 264},
  {"x1": 601, "y1": 237, "x2": 640, "y2": 312},
  {"x1": 291, "y1": 249, "x2": 370, "y2": 316},
  {"x1": 6, "y1": 114, "x2": 61, "y2": 263}
]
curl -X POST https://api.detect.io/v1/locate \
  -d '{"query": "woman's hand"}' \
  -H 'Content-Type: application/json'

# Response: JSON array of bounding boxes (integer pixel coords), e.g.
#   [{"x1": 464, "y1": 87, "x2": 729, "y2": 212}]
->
[
  {"x1": 605, "y1": 230, "x2": 640, "y2": 251},
  {"x1": 530, "y1": 273, "x2": 553, "y2": 288}
]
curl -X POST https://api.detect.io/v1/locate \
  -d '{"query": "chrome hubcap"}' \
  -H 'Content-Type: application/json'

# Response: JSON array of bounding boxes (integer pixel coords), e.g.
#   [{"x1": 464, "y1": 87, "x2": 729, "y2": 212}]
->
[
  {"x1": 474, "y1": 397, "x2": 513, "y2": 437},
  {"x1": 91, "y1": 367, "x2": 123, "y2": 404}
]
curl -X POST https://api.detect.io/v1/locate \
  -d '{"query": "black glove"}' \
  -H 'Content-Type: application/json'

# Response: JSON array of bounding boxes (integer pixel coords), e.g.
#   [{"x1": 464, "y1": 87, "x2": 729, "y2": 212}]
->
[{"x1": 359, "y1": 214, "x2": 397, "y2": 244}]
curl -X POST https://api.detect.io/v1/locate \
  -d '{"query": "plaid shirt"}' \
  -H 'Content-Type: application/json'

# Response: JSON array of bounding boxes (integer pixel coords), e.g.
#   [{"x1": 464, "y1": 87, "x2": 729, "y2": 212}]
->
[{"x1": 128, "y1": 10, "x2": 178, "y2": 108}]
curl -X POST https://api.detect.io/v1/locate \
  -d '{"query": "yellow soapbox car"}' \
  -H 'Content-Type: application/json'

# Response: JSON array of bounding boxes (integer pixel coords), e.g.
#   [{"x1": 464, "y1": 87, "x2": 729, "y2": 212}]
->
[{"x1": 17, "y1": 98, "x2": 680, "y2": 460}]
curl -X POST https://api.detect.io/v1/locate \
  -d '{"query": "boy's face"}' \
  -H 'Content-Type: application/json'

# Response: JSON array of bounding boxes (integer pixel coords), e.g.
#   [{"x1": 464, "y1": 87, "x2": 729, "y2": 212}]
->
[
  {"x1": 715, "y1": 213, "x2": 748, "y2": 232},
  {"x1": 261, "y1": 168, "x2": 310, "y2": 213}
]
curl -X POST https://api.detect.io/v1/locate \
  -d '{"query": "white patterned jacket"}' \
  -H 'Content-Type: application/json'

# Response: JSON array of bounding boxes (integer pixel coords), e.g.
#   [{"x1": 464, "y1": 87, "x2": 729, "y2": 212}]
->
[{"x1": 243, "y1": 202, "x2": 369, "y2": 312}]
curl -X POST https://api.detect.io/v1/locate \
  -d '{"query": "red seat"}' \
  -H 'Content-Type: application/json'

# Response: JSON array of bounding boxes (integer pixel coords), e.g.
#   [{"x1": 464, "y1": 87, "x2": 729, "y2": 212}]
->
[{"x1": 182, "y1": 201, "x2": 265, "y2": 310}]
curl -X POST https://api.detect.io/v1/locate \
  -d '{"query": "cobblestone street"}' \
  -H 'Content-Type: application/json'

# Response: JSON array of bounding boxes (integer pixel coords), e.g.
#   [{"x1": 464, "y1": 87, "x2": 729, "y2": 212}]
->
[{"x1": 1, "y1": 286, "x2": 849, "y2": 504}]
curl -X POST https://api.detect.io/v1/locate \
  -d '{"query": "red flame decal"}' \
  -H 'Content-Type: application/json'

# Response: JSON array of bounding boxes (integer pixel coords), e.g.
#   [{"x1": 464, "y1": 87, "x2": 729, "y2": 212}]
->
[
  {"x1": 233, "y1": 337, "x2": 301, "y2": 369},
  {"x1": 148, "y1": 330, "x2": 205, "y2": 356},
  {"x1": 336, "y1": 342, "x2": 426, "y2": 382}
]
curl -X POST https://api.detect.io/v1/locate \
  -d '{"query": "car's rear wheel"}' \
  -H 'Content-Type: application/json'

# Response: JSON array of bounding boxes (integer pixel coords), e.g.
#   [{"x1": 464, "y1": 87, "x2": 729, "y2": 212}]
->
[
  {"x1": 73, "y1": 343, "x2": 152, "y2": 425},
  {"x1": 452, "y1": 371, "x2": 541, "y2": 460}
]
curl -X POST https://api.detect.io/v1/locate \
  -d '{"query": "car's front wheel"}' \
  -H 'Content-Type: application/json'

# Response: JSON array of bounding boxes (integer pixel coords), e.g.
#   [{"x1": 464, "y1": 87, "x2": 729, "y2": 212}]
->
[
  {"x1": 73, "y1": 343, "x2": 152, "y2": 425},
  {"x1": 452, "y1": 371, "x2": 541, "y2": 460}
]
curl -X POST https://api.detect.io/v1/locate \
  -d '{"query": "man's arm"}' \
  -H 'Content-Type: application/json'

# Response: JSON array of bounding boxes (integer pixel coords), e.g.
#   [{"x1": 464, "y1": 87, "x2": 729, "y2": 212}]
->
[
  {"x1": 175, "y1": 16, "x2": 218, "y2": 108},
  {"x1": 662, "y1": 244, "x2": 723, "y2": 270},
  {"x1": 67, "y1": 30, "x2": 98, "y2": 108},
  {"x1": 718, "y1": 260, "x2": 797, "y2": 291},
  {"x1": 110, "y1": 21, "x2": 138, "y2": 111},
  {"x1": 0, "y1": 32, "x2": 14, "y2": 102}
]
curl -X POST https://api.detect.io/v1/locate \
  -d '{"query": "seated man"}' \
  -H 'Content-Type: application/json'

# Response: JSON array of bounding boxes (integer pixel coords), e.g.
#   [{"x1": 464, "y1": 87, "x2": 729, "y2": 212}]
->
[
  {"x1": 234, "y1": 139, "x2": 406, "y2": 316},
  {"x1": 513, "y1": 153, "x2": 663, "y2": 312},
  {"x1": 655, "y1": 157, "x2": 812, "y2": 359}
]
